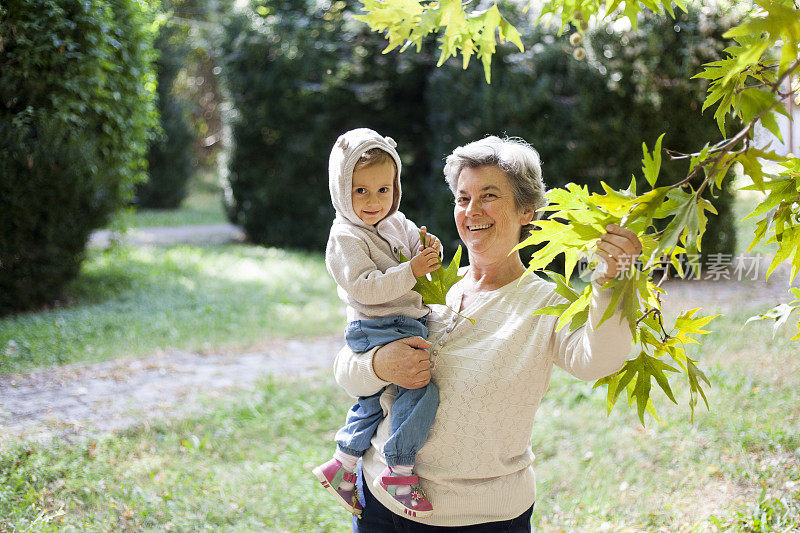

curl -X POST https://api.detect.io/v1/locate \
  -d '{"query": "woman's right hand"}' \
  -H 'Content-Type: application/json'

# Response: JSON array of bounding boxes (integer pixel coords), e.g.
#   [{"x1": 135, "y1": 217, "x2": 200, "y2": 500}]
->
[{"x1": 373, "y1": 336, "x2": 433, "y2": 389}]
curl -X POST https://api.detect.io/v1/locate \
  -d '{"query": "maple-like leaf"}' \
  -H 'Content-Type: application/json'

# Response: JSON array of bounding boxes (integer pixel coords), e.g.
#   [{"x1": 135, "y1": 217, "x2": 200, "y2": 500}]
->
[
  {"x1": 642, "y1": 133, "x2": 665, "y2": 188},
  {"x1": 397, "y1": 240, "x2": 473, "y2": 323},
  {"x1": 686, "y1": 357, "x2": 710, "y2": 424},
  {"x1": 595, "y1": 351, "x2": 680, "y2": 425},
  {"x1": 531, "y1": 271, "x2": 590, "y2": 331},
  {"x1": 746, "y1": 286, "x2": 800, "y2": 340},
  {"x1": 595, "y1": 269, "x2": 649, "y2": 338},
  {"x1": 672, "y1": 308, "x2": 718, "y2": 345}
]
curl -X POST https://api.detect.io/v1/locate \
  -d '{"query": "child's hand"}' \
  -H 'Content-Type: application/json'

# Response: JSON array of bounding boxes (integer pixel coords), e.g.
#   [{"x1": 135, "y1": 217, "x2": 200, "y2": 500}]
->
[
  {"x1": 418, "y1": 226, "x2": 442, "y2": 257},
  {"x1": 410, "y1": 247, "x2": 441, "y2": 278}
]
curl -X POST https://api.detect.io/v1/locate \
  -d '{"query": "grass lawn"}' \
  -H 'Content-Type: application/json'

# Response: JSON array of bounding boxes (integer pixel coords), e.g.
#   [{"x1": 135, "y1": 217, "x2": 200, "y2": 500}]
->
[
  {"x1": 2, "y1": 183, "x2": 797, "y2": 530},
  {"x1": 2, "y1": 302, "x2": 798, "y2": 531},
  {"x1": 0, "y1": 244, "x2": 344, "y2": 374},
  {"x1": 110, "y1": 171, "x2": 227, "y2": 229}
]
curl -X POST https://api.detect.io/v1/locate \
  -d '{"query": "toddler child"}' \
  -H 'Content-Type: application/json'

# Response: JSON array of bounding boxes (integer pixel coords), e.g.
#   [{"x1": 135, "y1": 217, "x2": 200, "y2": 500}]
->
[{"x1": 312, "y1": 128, "x2": 440, "y2": 519}]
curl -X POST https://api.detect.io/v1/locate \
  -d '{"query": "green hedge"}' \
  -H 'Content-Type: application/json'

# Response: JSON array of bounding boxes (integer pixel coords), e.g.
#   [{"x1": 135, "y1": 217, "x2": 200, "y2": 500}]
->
[
  {"x1": 222, "y1": 1, "x2": 738, "y2": 259},
  {"x1": 0, "y1": 0, "x2": 159, "y2": 314}
]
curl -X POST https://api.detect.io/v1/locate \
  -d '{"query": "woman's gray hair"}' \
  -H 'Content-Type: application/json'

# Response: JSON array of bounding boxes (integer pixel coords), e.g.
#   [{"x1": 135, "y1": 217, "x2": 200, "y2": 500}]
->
[{"x1": 443, "y1": 136, "x2": 547, "y2": 241}]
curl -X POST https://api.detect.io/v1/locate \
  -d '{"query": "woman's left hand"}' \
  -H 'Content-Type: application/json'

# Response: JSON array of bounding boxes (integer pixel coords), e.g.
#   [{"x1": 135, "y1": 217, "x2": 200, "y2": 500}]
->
[{"x1": 594, "y1": 224, "x2": 643, "y2": 285}]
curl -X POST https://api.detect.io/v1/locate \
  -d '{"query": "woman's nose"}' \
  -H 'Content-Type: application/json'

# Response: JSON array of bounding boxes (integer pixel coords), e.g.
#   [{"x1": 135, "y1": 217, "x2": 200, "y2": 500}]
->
[{"x1": 466, "y1": 198, "x2": 482, "y2": 215}]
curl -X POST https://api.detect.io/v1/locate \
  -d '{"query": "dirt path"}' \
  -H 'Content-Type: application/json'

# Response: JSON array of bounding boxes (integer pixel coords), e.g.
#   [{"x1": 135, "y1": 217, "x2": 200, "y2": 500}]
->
[
  {"x1": 0, "y1": 335, "x2": 342, "y2": 446},
  {"x1": 88, "y1": 223, "x2": 245, "y2": 248}
]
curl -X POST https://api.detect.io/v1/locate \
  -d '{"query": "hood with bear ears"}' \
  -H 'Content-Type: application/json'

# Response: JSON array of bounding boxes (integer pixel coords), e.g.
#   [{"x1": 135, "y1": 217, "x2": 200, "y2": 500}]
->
[{"x1": 328, "y1": 128, "x2": 403, "y2": 228}]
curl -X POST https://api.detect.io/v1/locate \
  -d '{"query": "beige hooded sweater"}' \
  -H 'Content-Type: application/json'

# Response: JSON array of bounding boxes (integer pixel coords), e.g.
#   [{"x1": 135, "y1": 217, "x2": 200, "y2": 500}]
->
[{"x1": 326, "y1": 128, "x2": 429, "y2": 322}]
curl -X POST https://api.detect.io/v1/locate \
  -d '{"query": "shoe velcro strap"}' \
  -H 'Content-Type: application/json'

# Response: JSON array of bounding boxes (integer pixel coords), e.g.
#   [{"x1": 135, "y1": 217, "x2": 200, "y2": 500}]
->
[
  {"x1": 381, "y1": 474, "x2": 419, "y2": 486},
  {"x1": 343, "y1": 471, "x2": 357, "y2": 484}
]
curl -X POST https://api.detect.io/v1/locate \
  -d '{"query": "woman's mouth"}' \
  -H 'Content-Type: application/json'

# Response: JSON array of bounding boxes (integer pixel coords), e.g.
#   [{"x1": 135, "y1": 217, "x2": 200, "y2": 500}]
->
[{"x1": 467, "y1": 223, "x2": 493, "y2": 231}]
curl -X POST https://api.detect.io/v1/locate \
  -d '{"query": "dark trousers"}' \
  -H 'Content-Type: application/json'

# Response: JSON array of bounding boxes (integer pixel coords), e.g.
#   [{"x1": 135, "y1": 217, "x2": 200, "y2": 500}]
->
[{"x1": 352, "y1": 464, "x2": 534, "y2": 533}]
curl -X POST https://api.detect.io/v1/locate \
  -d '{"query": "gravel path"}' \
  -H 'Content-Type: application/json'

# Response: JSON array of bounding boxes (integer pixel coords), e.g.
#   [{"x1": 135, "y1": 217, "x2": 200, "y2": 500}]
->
[
  {"x1": 89, "y1": 223, "x2": 245, "y2": 248},
  {"x1": 0, "y1": 335, "x2": 342, "y2": 446}
]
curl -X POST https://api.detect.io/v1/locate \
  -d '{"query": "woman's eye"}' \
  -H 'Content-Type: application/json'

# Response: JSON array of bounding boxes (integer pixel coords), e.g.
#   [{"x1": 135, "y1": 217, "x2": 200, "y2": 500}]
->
[
  {"x1": 456, "y1": 197, "x2": 468, "y2": 204},
  {"x1": 484, "y1": 193, "x2": 497, "y2": 199}
]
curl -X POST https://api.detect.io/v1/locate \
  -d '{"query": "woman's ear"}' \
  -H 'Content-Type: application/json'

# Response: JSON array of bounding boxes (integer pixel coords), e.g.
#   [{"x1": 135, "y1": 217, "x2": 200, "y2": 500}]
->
[{"x1": 520, "y1": 206, "x2": 536, "y2": 226}]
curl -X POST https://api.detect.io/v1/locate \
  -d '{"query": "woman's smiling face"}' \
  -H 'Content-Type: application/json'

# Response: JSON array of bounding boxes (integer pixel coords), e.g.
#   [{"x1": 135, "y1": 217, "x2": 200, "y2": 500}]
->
[{"x1": 454, "y1": 165, "x2": 533, "y2": 262}]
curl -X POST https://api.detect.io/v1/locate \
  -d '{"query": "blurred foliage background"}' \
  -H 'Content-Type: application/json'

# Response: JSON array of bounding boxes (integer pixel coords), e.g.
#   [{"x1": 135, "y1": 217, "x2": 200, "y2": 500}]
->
[
  {"x1": 1, "y1": 0, "x2": 740, "y2": 314},
  {"x1": 221, "y1": 0, "x2": 739, "y2": 256}
]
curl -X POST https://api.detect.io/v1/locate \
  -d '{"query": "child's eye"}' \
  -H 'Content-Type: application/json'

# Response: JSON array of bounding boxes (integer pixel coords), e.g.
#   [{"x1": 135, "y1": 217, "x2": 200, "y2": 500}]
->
[
  {"x1": 355, "y1": 188, "x2": 367, "y2": 194},
  {"x1": 379, "y1": 187, "x2": 390, "y2": 193}
]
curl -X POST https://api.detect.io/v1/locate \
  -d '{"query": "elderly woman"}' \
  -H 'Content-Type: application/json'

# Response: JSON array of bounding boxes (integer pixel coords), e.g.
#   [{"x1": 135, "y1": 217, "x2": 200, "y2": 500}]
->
[{"x1": 334, "y1": 136, "x2": 641, "y2": 532}]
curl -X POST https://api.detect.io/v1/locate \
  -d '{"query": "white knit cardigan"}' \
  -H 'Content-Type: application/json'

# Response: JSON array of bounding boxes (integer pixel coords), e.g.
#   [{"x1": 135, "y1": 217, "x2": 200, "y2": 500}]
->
[{"x1": 333, "y1": 271, "x2": 633, "y2": 527}]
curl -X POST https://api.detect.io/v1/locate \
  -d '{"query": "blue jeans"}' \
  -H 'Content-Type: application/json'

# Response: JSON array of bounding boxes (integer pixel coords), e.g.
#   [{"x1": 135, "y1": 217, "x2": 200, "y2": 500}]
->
[
  {"x1": 336, "y1": 315, "x2": 438, "y2": 466},
  {"x1": 352, "y1": 464, "x2": 535, "y2": 532}
]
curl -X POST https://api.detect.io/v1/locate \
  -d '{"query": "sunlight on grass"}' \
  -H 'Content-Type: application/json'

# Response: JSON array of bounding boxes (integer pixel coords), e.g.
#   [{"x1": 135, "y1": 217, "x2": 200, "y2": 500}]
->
[
  {"x1": 0, "y1": 375, "x2": 354, "y2": 532},
  {"x1": 0, "y1": 245, "x2": 345, "y2": 374},
  {"x1": 1, "y1": 310, "x2": 797, "y2": 531},
  {"x1": 110, "y1": 171, "x2": 228, "y2": 229},
  {"x1": 532, "y1": 304, "x2": 800, "y2": 531}
]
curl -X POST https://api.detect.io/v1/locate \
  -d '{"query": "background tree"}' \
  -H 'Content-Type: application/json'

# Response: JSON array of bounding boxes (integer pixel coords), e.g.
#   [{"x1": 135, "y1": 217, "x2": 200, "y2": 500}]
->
[
  {"x1": 0, "y1": 0, "x2": 159, "y2": 315},
  {"x1": 220, "y1": 0, "x2": 434, "y2": 250},
  {"x1": 221, "y1": 0, "x2": 738, "y2": 262},
  {"x1": 137, "y1": 15, "x2": 196, "y2": 209},
  {"x1": 426, "y1": 6, "x2": 739, "y2": 261}
]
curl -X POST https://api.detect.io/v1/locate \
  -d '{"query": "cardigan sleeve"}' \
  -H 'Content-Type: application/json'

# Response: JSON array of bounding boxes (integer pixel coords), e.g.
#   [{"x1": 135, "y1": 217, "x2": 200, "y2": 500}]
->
[
  {"x1": 549, "y1": 280, "x2": 633, "y2": 382},
  {"x1": 326, "y1": 231, "x2": 418, "y2": 306},
  {"x1": 333, "y1": 345, "x2": 392, "y2": 398}
]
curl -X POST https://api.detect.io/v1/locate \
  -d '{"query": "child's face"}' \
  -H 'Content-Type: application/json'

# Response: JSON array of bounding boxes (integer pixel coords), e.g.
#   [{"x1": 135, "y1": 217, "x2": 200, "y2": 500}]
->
[{"x1": 351, "y1": 161, "x2": 395, "y2": 226}]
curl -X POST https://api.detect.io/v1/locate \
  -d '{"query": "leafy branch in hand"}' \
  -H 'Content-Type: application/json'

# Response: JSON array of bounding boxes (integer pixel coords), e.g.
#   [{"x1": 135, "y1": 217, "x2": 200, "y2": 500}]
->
[
  {"x1": 397, "y1": 237, "x2": 475, "y2": 324},
  {"x1": 356, "y1": 0, "x2": 800, "y2": 424}
]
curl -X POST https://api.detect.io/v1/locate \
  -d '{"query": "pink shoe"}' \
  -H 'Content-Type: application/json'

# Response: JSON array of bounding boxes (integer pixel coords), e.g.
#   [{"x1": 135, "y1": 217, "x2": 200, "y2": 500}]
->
[
  {"x1": 372, "y1": 466, "x2": 433, "y2": 519},
  {"x1": 312, "y1": 458, "x2": 363, "y2": 516}
]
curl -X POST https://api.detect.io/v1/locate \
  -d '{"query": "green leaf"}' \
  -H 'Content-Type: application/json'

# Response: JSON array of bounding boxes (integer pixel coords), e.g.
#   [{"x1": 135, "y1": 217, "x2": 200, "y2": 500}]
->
[
  {"x1": 767, "y1": 226, "x2": 800, "y2": 281},
  {"x1": 539, "y1": 271, "x2": 580, "y2": 302},
  {"x1": 686, "y1": 357, "x2": 710, "y2": 423},
  {"x1": 651, "y1": 190, "x2": 698, "y2": 266},
  {"x1": 746, "y1": 302, "x2": 799, "y2": 337},
  {"x1": 642, "y1": 133, "x2": 665, "y2": 187},
  {"x1": 672, "y1": 308, "x2": 718, "y2": 345},
  {"x1": 626, "y1": 186, "x2": 670, "y2": 232},
  {"x1": 397, "y1": 239, "x2": 466, "y2": 308},
  {"x1": 595, "y1": 270, "x2": 646, "y2": 337},
  {"x1": 598, "y1": 351, "x2": 679, "y2": 426},
  {"x1": 555, "y1": 284, "x2": 592, "y2": 331},
  {"x1": 743, "y1": 176, "x2": 797, "y2": 220},
  {"x1": 738, "y1": 88, "x2": 779, "y2": 127}
]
